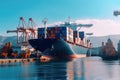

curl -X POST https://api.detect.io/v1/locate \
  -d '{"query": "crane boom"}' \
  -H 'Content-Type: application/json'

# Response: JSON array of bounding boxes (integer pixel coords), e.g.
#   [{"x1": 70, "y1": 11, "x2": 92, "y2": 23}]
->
[{"x1": 7, "y1": 30, "x2": 18, "y2": 33}]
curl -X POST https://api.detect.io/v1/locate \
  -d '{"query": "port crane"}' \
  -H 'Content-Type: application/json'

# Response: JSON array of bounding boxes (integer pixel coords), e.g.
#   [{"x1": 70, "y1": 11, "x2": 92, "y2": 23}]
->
[
  {"x1": 7, "y1": 17, "x2": 37, "y2": 46},
  {"x1": 60, "y1": 17, "x2": 93, "y2": 31}
]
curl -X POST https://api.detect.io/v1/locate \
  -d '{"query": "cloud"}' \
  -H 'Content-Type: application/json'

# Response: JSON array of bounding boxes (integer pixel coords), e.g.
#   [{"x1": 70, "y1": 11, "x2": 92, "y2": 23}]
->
[
  {"x1": 38, "y1": 19, "x2": 120, "y2": 36},
  {"x1": 47, "y1": 19, "x2": 120, "y2": 36},
  {"x1": 75, "y1": 19, "x2": 120, "y2": 36}
]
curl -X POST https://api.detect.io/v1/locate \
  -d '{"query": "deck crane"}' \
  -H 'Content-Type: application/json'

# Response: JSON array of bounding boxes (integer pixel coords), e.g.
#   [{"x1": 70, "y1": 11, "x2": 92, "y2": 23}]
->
[{"x1": 60, "y1": 17, "x2": 93, "y2": 31}]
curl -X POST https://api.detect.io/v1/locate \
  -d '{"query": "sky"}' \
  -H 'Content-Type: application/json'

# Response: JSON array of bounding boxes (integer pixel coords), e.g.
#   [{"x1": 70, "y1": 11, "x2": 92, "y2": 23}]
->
[{"x1": 0, "y1": 0, "x2": 120, "y2": 36}]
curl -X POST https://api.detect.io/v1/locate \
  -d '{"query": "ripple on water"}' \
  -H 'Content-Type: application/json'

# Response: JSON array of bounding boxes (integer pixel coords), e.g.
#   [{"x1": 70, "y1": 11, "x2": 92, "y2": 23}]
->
[{"x1": 0, "y1": 57, "x2": 120, "y2": 80}]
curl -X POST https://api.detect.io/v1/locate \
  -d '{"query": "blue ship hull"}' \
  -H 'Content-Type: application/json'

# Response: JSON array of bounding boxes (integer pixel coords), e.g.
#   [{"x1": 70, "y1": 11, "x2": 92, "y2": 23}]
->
[{"x1": 29, "y1": 39, "x2": 89, "y2": 58}]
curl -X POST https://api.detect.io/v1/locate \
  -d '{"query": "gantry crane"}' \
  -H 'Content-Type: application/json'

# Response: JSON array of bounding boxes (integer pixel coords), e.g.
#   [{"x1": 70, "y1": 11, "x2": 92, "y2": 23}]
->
[
  {"x1": 28, "y1": 18, "x2": 37, "y2": 39},
  {"x1": 7, "y1": 17, "x2": 37, "y2": 46}
]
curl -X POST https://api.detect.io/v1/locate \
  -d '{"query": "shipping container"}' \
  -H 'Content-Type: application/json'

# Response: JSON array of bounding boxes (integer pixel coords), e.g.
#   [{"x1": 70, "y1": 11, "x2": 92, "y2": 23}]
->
[
  {"x1": 66, "y1": 27, "x2": 73, "y2": 42},
  {"x1": 38, "y1": 34, "x2": 45, "y2": 39},
  {"x1": 74, "y1": 38, "x2": 81, "y2": 45},
  {"x1": 66, "y1": 36, "x2": 73, "y2": 42},
  {"x1": 73, "y1": 31, "x2": 77, "y2": 38},
  {"x1": 68, "y1": 28, "x2": 73, "y2": 35},
  {"x1": 79, "y1": 31, "x2": 84, "y2": 40},
  {"x1": 38, "y1": 28, "x2": 45, "y2": 34},
  {"x1": 80, "y1": 38, "x2": 86, "y2": 46},
  {"x1": 80, "y1": 40, "x2": 84, "y2": 46},
  {"x1": 38, "y1": 28, "x2": 45, "y2": 39},
  {"x1": 73, "y1": 31, "x2": 79, "y2": 38},
  {"x1": 37, "y1": 27, "x2": 73, "y2": 42},
  {"x1": 47, "y1": 27, "x2": 55, "y2": 39}
]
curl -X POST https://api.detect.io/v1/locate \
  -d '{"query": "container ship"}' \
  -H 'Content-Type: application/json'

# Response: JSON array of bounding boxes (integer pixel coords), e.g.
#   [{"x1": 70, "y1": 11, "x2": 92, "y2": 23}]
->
[{"x1": 28, "y1": 21, "x2": 92, "y2": 59}]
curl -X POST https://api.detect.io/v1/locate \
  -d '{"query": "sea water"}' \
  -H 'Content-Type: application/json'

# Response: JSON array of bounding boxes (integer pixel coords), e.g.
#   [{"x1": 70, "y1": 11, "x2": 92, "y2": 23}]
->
[{"x1": 0, "y1": 57, "x2": 120, "y2": 80}]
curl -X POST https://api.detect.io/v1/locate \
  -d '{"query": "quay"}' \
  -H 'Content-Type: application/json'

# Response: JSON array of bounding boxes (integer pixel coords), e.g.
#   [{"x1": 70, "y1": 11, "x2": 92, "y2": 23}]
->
[
  {"x1": 0, "y1": 55, "x2": 53, "y2": 64},
  {"x1": 0, "y1": 58, "x2": 36, "y2": 64}
]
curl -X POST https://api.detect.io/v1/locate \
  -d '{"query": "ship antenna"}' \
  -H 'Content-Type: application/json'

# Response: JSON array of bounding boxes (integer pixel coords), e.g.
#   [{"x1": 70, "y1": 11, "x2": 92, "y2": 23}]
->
[{"x1": 42, "y1": 18, "x2": 48, "y2": 39}]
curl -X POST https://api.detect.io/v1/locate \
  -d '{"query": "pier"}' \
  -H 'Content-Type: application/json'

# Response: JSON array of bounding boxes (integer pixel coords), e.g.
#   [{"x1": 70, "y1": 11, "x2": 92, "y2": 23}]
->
[{"x1": 0, "y1": 58, "x2": 36, "y2": 64}]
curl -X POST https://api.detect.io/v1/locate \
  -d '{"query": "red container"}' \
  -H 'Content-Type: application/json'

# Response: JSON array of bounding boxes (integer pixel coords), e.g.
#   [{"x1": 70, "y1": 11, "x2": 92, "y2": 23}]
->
[
  {"x1": 80, "y1": 40, "x2": 84, "y2": 45},
  {"x1": 74, "y1": 38, "x2": 81, "y2": 44},
  {"x1": 38, "y1": 27, "x2": 74, "y2": 42},
  {"x1": 47, "y1": 28, "x2": 55, "y2": 39}
]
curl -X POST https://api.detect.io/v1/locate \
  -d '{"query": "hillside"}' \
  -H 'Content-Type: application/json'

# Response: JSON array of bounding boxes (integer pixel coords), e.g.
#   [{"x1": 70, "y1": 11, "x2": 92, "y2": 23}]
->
[
  {"x1": 0, "y1": 36, "x2": 17, "y2": 47},
  {"x1": 0, "y1": 35, "x2": 120, "y2": 50},
  {"x1": 88, "y1": 34, "x2": 120, "y2": 50}
]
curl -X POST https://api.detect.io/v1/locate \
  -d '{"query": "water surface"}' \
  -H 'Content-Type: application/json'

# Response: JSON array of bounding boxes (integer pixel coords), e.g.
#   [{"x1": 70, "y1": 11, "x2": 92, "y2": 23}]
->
[{"x1": 0, "y1": 57, "x2": 120, "y2": 80}]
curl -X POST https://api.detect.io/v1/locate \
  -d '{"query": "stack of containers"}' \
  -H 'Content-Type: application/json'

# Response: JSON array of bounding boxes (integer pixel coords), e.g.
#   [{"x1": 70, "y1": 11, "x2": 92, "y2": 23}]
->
[
  {"x1": 79, "y1": 31, "x2": 84, "y2": 45},
  {"x1": 73, "y1": 31, "x2": 78, "y2": 44},
  {"x1": 59, "y1": 26, "x2": 66, "y2": 39},
  {"x1": 54, "y1": 27, "x2": 60, "y2": 38},
  {"x1": 59, "y1": 27, "x2": 73, "y2": 42},
  {"x1": 73, "y1": 31, "x2": 81, "y2": 45},
  {"x1": 37, "y1": 26, "x2": 74, "y2": 43},
  {"x1": 47, "y1": 27, "x2": 56, "y2": 38},
  {"x1": 38, "y1": 28, "x2": 45, "y2": 39},
  {"x1": 67, "y1": 27, "x2": 73, "y2": 42}
]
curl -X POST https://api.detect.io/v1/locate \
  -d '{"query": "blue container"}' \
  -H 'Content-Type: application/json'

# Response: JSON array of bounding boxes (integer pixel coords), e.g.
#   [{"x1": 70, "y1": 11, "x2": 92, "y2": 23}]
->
[
  {"x1": 38, "y1": 28, "x2": 45, "y2": 34},
  {"x1": 79, "y1": 31, "x2": 84, "y2": 40},
  {"x1": 59, "y1": 27, "x2": 67, "y2": 37},
  {"x1": 38, "y1": 34, "x2": 45, "y2": 39},
  {"x1": 73, "y1": 31, "x2": 78, "y2": 38},
  {"x1": 38, "y1": 28, "x2": 45, "y2": 38},
  {"x1": 47, "y1": 27, "x2": 52, "y2": 31}
]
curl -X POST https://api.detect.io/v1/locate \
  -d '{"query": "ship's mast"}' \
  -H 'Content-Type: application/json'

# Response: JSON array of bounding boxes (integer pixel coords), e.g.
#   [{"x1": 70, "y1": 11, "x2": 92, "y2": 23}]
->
[{"x1": 42, "y1": 18, "x2": 48, "y2": 39}]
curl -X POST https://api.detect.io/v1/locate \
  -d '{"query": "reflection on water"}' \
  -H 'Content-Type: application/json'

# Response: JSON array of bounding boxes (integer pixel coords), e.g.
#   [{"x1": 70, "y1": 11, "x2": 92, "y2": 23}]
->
[{"x1": 0, "y1": 57, "x2": 120, "y2": 80}]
